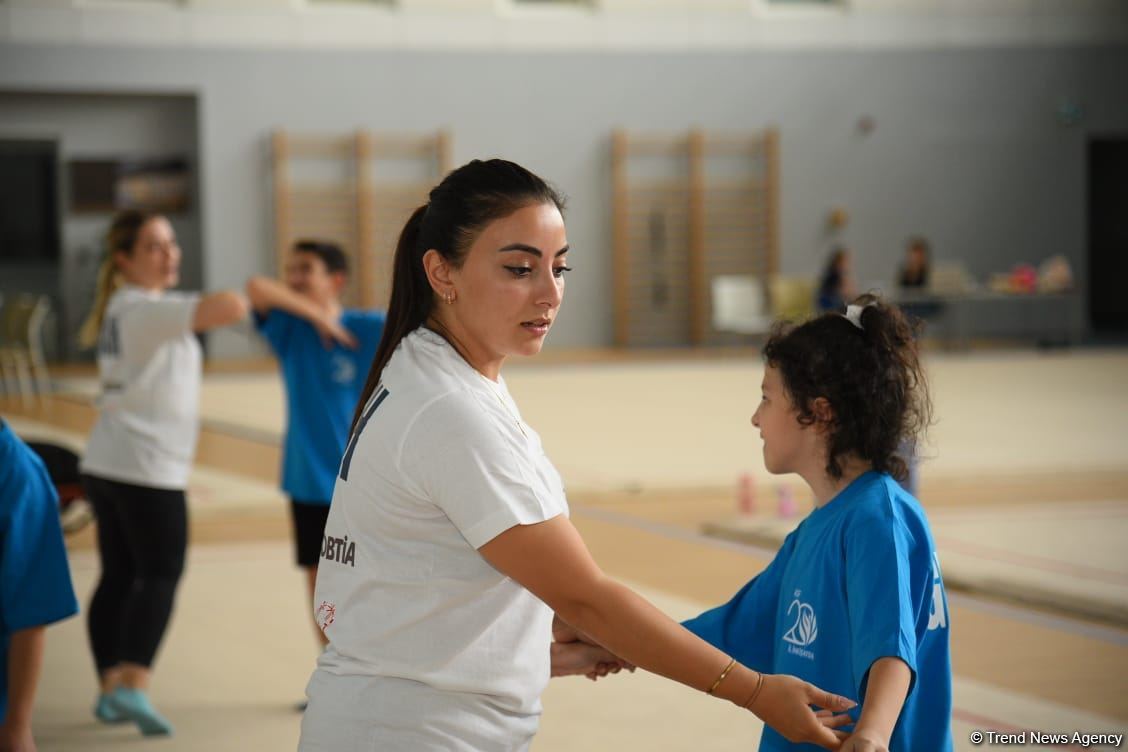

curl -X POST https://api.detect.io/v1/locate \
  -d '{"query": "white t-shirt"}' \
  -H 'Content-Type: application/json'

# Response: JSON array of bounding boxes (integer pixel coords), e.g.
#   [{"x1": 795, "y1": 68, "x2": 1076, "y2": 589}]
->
[
  {"x1": 312, "y1": 327, "x2": 568, "y2": 727},
  {"x1": 80, "y1": 285, "x2": 202, "y2": 489}
]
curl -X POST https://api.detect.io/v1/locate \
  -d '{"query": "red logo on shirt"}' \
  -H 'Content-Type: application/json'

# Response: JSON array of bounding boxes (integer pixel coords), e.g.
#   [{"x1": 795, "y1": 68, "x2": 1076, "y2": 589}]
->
[{"x1": 316, "y1": 601, "x2": 336, "y2": 631}]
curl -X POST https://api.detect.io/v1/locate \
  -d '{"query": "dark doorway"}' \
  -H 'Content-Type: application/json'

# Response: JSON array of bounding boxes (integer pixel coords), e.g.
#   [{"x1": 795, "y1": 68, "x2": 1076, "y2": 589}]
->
[
  {"x1": 0, "y1": 139, "x2": 60, "y2": 264},
  {"x1": 1088, "y1": 138, "x2": 1128, "y2": 334}
]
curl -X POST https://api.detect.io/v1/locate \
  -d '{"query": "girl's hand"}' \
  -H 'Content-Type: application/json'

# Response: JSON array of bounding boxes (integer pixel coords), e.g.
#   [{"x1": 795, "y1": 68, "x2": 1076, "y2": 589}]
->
[
  {"x1": 839, "y1": 730, "x2": 889, "y2": 752},
  {"x1": 550, "y1": 641, "x2": 632, "y2": 679},
  {"x1": 584, "y1": 660, "x2": 637, "y2": 682}
]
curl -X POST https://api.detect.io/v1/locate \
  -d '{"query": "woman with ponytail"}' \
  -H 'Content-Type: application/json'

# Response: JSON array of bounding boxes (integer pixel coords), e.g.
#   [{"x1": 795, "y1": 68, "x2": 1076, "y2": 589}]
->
[
  {"x1": 78, "y1": 210, "x2": 248, "y2": 737},
  {"x1": 299, "y1": 159, "x2": 854, "y2": 751},
  {"x1": 681, "y1": 294, "x2": 952, "y2": 751}
]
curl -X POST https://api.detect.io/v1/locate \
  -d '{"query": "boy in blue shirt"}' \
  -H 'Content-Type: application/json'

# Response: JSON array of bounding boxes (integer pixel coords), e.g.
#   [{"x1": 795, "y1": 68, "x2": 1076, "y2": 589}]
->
[
  {"x1": 246, "y1": 241, "x2": 385, "y2": 653},
  {"x1": 684, "y1": 296, "x2": 952, "y2": 751},
  {"x1": 0, "y1": 419, "x2": 79, "y2": 749}
]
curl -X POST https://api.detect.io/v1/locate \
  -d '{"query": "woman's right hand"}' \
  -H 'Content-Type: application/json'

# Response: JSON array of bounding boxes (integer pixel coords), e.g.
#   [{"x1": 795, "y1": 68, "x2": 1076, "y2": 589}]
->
[{"x1": 750, "y1": 673, "x2": 856, "y2": 750}]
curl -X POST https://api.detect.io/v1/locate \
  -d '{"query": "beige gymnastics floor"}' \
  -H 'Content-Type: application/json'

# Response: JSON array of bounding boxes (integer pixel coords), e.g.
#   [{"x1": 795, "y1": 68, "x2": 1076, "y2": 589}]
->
[{"x1": 54, "y1": 348, "x2": 1128, "y2": 493}]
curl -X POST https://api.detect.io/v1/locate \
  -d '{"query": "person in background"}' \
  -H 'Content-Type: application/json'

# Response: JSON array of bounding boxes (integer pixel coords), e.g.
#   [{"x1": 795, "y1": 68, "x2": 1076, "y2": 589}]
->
[
  {"x1": 77, "y1": 210, "x2": 249, "y2": 737},
  {"x1": 0, "y1": 419, "x2": 80, "y2": 752},
  {"x1": 245, "y1": 240, "x2": 386, "y2": 687},
  {"x1": 898, "y1": 237, "x2": 930, "y2": 290},
  {"x1": 816, "y1": 247, "x2": 855, "y2": 313}
]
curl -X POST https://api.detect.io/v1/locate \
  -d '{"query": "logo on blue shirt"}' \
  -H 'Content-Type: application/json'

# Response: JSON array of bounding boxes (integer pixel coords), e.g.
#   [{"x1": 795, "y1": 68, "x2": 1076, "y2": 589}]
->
[
  {"x1": 330, "y1": 353, "x2": 357, "y2": 385},
  {"x1": 783, "y1": 590, "x2": 819, "y2": 659}
]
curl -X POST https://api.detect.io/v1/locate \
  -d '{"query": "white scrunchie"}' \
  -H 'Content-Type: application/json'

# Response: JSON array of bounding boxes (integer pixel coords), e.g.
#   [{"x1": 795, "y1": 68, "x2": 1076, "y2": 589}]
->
[{"x1": 844, "y1": 302, "x2": 875, "y2": 330}]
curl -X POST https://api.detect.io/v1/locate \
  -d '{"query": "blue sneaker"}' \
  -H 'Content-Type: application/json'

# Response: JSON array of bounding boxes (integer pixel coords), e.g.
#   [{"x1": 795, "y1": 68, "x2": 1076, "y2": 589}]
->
[
  {"x1": 106, "y1": 687, "x2": 174, "y2": 736},
  {"x1": 93, "y1": 693, "x2": 128, "y2": 724}
]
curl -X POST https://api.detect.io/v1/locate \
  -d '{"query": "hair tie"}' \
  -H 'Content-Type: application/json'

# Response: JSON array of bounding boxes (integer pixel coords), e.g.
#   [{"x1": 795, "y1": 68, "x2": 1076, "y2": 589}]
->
[{"x1": 843, "y1": 302, "x2": 876, "y2": 330}]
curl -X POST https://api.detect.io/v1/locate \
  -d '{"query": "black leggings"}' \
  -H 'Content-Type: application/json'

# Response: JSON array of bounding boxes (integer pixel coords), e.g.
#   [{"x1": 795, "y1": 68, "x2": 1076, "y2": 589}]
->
[{"x1": 82, "y1": 474, "x2": 187, "y2": 672}]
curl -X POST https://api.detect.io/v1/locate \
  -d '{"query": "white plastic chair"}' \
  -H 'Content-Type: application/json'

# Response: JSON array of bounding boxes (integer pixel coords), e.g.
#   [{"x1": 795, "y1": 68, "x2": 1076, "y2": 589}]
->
[{"x1": 711, "y1": 275, "x2": 772, "y2": 335}]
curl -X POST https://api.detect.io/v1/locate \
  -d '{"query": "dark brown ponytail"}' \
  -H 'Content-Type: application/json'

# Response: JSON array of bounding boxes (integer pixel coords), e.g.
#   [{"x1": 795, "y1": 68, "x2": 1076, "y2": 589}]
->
[{"x1": 351, "y1": 205, "x2": 428, "y2": 429}]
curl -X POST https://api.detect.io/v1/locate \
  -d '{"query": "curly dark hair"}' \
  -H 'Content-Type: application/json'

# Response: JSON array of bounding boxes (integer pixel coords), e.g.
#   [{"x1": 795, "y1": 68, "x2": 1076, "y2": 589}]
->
[{"x1": 762, "y1": 293, "x2": 932, "y2": 482}]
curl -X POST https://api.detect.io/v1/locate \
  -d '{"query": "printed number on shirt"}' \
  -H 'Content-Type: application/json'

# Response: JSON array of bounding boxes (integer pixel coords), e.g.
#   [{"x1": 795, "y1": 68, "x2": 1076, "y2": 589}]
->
[{"x1": 338, "y1": 386, "x2": 390, "y2": 481}]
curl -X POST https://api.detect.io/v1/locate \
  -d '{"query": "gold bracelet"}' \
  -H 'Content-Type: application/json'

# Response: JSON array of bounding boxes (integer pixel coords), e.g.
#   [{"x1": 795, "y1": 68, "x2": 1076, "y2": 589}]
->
[
  {"x1": 706, "y1": 658, "x2": 737, "y2": 695},
  {"x1": 742, "y1": 671, "x2": 766, "y2": 709}
]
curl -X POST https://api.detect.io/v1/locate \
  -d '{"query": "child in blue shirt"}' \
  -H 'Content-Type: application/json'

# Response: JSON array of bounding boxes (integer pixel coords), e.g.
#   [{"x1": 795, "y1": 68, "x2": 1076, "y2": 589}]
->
[
  {"x1": 246, "y1": 240, "x2": 385, "y2": 658},
  {"x1": 0, "y1": 419, "x2": 79, "y2": 749},
  {"x1": 684, "y1": 295, "x2": 951, "y2": 751}
]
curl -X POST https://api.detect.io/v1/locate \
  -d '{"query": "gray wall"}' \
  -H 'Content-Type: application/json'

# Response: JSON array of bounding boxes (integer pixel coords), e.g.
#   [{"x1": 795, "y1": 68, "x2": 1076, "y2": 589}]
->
[
  {"x1": 1, "y1": 43, "x2": 1125, "y2": 356},
  {"x1": 0, "y1": 91, "x2": 200, "y2": 359}
]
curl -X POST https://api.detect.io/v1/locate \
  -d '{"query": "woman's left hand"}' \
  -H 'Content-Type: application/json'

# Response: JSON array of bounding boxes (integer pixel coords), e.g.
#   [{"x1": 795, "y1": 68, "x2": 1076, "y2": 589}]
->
[{"x1": 749, "y1": 673, "x2": 856, "y2": 749}]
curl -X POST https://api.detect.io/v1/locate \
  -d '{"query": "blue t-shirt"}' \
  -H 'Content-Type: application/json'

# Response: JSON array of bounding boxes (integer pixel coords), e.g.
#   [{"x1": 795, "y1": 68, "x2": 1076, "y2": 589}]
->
[
  {"x1": 684, "y1": 472, "x2": 952, "y2": 751},
  {"x1": 255, "y1": 308, "x2": 385, "y2": 503},
  {"x1": 0, "y1": 420, "x2": 79, "y2": 723}
]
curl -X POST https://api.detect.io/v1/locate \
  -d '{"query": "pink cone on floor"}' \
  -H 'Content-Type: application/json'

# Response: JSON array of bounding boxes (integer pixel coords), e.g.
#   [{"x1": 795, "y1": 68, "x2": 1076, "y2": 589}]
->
[
  {"x1": 737, "y1": 472, "x2": 756, "y2": 515},
  {"x1": 777, "y1": 485, "x2": 798, "y2": 519}
]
